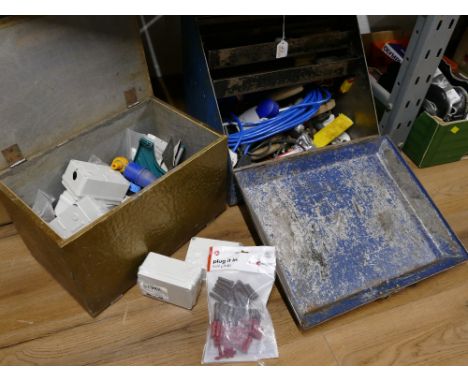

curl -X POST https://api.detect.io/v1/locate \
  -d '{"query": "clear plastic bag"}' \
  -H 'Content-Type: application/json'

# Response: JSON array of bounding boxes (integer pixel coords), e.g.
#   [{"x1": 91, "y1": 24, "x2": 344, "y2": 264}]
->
[
  {"x1": 202, "y1": 246, "x2": 278, "y2": 364},
  {"x1": 32, "y1": 189, "x2": 56, "y2": 222},
  {"x1": 87, "y1": 154, "x2": 107, "y2": 165}
]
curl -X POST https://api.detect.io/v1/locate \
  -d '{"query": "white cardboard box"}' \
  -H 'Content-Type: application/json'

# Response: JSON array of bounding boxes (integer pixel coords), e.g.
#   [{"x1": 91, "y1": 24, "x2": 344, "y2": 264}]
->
[
  {"x1": 138, "y1": 252, "x2": 203, "y2": 309},
  {"x1": 49, "y1": 195, "x2": 109, "y2": 239}
]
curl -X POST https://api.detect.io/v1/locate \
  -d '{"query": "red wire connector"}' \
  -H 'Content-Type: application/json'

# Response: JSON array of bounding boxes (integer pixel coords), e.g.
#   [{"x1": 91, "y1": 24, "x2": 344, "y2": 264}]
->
[
  {"x1": 211, "y1": 302, "x2": 223, "y2": 346},
  {"x1": 209, "y1": 277, "x2": 263, "y2": 359},
  {"x1": 248, "y1": 308, "x2": 262, "y2": 340}
]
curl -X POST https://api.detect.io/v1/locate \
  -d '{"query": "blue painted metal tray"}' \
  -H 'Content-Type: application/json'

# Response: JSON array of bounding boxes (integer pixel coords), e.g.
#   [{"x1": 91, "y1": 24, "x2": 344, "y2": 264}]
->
[{"x1": 235, "y1": 136, "x2": 468, "y2": 329}]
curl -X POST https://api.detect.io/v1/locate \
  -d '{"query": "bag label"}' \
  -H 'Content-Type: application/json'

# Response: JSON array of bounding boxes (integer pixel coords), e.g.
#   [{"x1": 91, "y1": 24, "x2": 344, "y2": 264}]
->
[{"x1": 207, "y1": 246, "x2": 276, "y2": 276}]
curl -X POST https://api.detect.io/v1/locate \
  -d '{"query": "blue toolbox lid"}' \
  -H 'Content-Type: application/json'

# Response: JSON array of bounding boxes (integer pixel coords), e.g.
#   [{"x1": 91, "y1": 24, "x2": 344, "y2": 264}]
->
[{"x1": 235, "y1": 136, "x2": 468, "y2": 329}]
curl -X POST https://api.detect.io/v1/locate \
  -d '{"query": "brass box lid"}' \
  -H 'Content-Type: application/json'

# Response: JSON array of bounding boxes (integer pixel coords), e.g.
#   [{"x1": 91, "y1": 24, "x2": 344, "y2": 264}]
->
[{"x1": 0, "y1": 16, "x2": 152, "y2": 171}]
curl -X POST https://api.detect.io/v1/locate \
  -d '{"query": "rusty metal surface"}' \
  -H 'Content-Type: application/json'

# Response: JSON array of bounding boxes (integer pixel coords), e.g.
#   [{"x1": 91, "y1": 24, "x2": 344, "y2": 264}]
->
[
  {"x1": 0, "y1": 16, "x2": 152, "y2": 171},
  {"x1": 1, "y1": 144, "x2": 25, "y2": 167},
  {"x1": 0, "y1": 98, "x2": 227, "y2": 316},
  {"x1": 124, "y1": 88, "x2": 139, "y2": 108},
  {"x1": 198, "y1": 16, "x2": 357, "y2": 51},
  {"x1": 212, "y1": 58, "x2": 360, "y2": 98},
  {"x1": 208, "y1": 31, "x2": 352, "y2": 69},
  {"x1": 235, "y1": 136, "x2": 467, "y2": 329}
]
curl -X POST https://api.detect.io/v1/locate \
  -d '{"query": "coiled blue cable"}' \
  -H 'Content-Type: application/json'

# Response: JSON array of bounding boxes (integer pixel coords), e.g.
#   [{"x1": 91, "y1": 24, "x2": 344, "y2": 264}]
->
[{"x1": 228, "y1": 88, "x2": 331, "y2": 153}]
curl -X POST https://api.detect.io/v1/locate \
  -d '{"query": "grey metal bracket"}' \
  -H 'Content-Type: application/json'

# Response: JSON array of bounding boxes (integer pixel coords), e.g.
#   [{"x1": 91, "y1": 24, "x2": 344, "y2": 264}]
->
[{"x1": 380, "y1": 15, "x2": 459, "y2": 147}]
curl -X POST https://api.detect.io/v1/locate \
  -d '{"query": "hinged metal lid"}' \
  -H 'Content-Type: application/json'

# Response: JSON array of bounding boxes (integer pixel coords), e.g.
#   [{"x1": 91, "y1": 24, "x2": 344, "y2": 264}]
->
[
  {"x1": 0, "y1": 16, "x2": 152, "y2": 171},
  {"x1": 235, "y1": 136, "x2": 468, "y2": 329}
]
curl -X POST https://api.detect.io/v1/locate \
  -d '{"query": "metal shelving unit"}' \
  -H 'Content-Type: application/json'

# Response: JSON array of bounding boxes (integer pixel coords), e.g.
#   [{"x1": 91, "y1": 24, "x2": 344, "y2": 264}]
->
[{"x1": 369, "y1": 16, "x2": 460, "y2": 147}]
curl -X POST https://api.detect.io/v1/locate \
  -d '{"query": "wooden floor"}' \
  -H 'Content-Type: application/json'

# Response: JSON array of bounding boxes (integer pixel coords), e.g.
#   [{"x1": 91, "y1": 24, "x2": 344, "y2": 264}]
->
[{"x1": 1, "y1": 157, "x2": 468, "y2": 365}]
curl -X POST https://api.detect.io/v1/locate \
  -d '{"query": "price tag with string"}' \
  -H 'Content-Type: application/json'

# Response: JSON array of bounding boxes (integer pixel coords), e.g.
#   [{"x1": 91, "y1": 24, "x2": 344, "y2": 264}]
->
[{"x1": 276, "y1": 15, "x2": 288, "y2": 59}]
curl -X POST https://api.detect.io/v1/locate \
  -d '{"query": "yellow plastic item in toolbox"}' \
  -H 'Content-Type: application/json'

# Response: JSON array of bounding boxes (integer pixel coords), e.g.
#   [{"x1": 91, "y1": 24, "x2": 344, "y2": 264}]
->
[
  {"x1": 313, "y1": 114, "x2": 354, "y2": 148},
  {"x1": 111, "y1": 156, "x2": 129, "y2": 172},
  {"x1": 339, "y1": 77, "x2": 355, "y2": 94}
]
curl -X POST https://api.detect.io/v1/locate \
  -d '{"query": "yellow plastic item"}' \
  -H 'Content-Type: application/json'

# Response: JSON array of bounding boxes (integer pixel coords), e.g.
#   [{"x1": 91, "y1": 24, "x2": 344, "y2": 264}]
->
[
  {"x1": 111, "y1": 156, "x2": 129, "y2": 172},
  {"x1": 339, "y1": 77, "x2": 355, "y2": 94},
  {"x1": 313, "y1": 114, "x2": 354, "y2": 148}
]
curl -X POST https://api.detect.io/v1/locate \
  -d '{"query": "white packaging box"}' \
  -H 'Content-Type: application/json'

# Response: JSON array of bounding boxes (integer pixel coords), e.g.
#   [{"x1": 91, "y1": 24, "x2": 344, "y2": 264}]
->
[
  {"x1": 185, "y1": 237, "x2": 241, "y2": 280},
  {"x1": 54, "y1": 189, "x2": 78, "y2": 216},
  {"x1": 55, "y1": 189, "x2": 119, "y2": 216},
  {"x1": 49, "y1": 195, "x2": 109, "y2": 239},
  {"x1": 138, "y1": 252, "x2": 203, "y2": 310},
  {"x1": 62, "y1": 159, "x2": 130, "y2": 202}
]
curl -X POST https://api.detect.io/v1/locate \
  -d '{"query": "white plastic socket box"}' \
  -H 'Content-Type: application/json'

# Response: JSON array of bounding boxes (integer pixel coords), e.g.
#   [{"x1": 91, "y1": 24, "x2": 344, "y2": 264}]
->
[
  {"x1": 138, "y1": 252, "x2": 203, "y2": 309},
  {"x1": 54, "y1": 189, "x2": 77, "y2": 216},
  {"x1": 62, "y1": 160, "x2": 130, "y2": 202},
  {"x1": 49, "y1": 195, "x2": 110, "y2": 239},
  {"x1": 55, "y1": 189, "x2": 121, "y2": 217},
  {"x1": 185, "y1": 237, "x2": 241, "y2": 279}
]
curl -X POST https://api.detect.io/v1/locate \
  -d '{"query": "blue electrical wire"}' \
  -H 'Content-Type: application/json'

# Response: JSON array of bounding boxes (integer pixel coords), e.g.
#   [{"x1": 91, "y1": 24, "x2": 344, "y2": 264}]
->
[
  {"x1": 227, "y1": 88, "x2": 331, "y2": 153},
  {"x1": 229, "y1": 88, "x2": 329, "y2": 148}
]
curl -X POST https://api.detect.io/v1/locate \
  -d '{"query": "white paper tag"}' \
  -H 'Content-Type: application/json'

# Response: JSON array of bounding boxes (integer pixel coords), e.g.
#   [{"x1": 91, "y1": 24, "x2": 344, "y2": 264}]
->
[
  {"x1": 140, "y1": 282, "x2": 169, "y2": 301},
  {"x1": 446, "y1": 88, "x2": 462, "y2": 105},
  {"x1": 276, "y1": 39, "x2": 288, "y2": 59},
  {"x1": 207, "y1": 246, "x2": 276, "y2": 276}
]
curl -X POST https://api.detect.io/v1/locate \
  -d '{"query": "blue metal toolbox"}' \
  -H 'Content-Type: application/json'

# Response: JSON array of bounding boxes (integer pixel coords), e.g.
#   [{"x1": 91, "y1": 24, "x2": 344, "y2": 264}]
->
[
  {"x1": 235, "y1": 136, "x2": 468, "y2": 329},
  {"x1": 182, "y1": 16, "x2": 378, "y2": 205}
]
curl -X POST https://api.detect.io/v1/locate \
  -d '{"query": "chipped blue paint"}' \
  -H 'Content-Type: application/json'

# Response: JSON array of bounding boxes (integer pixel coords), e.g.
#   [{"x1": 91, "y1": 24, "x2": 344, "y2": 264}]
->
[{"x1": 235, "y1": 136, "x2": 468, "y2": 329}]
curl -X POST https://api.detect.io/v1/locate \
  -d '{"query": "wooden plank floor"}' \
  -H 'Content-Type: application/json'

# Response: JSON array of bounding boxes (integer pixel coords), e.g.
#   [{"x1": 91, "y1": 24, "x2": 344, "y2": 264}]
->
[{"x1": 1, "y1": 157, "x2": 468, "y2": 365}]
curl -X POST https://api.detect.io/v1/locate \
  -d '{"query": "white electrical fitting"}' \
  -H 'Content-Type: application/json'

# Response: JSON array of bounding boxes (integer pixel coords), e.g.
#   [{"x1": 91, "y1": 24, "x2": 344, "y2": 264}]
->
[
  {"x1": 54, "y1": 189, "x2": 77, "y2": 216},
  {"x1": 49, "y1": 195, "x2": 109, "y2": 239},
  {"x1": 62, "y1": 160, "x2": 130, "y2": 202},
  {"x1": 138, "y1": 252, "x2": 203, "y2": 310},
  {"x1": 54, "y1": 189, "x2": 119, "y2": 216},
  {"x1": 185, "y1": 237, "x2": 241, "y2": 280},
  {"x1": 315, "y1": 114, "x2": 335, "y2": 129},
  {"x1": 228, "y1": 149, "x2": 239, "y2": 168},
  {"x1": 331, "y1": 132, "x2": 351, "y2": 145}
]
